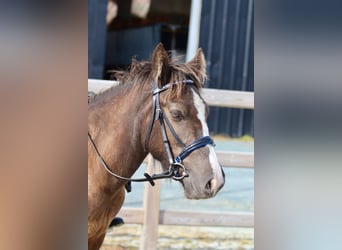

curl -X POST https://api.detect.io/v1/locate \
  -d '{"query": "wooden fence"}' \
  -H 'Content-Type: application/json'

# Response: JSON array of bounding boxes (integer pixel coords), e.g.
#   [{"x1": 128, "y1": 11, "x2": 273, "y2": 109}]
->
[{"x1": 88, "y1": 79, "x2": 254, "y2": 250}]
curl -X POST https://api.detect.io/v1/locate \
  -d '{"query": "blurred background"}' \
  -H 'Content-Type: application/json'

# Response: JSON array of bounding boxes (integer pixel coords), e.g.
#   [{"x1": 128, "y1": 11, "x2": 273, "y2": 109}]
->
[
  {"x1": 88, "y1": 0, "x2": 254, "y2": 138},
  {"x1": 1, "y1": 0, "x2": 341, "y2": 249}
]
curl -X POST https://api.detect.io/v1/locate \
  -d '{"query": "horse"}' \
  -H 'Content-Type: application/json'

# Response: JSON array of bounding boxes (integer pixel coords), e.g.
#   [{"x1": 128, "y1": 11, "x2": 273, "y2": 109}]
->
[{"x1": 88, "y1": 43, "x2": 225, "y2": 249}]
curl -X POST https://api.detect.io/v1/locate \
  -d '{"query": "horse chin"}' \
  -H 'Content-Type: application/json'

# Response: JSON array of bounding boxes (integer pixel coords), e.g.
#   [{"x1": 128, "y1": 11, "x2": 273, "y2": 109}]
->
[
  {"x1": 183, "y1": 189, "x2": 215, "y2": 200},
  {"x1": 181, "y1": 179, "x2": 217, "y2": 200}
]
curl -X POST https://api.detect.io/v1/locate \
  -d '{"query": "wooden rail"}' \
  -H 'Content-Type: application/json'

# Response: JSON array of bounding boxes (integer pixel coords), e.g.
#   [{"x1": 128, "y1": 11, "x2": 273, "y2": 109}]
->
[
  {"x1": 88, "y1": 79, "x2": 254, "y2": 250},
  {"x1": 140, "y1": 151, "x2": 253, "y2": 168},
  {"x1": 202, "y1": 88, "x2": 254, "y2": 109},
  {"x1": 118, "y1": 207, "x2": 254, "y2": 227},
  {"x1": 88, "y1": 79, "x2": 254, "y2": 109}
]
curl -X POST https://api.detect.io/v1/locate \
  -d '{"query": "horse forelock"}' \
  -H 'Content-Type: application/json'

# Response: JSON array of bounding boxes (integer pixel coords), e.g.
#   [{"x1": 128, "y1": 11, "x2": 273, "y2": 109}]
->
[
  {"x1": 89, "y1": 51, "x2": 207, "y2": 107},
  {"x1": 114, "y1": 55, "x2": 206, "y2": 96}
]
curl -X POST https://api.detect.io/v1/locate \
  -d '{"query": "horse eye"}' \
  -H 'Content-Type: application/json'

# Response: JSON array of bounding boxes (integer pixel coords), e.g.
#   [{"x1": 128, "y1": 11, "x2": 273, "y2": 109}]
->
[{"x1": 170, "y1": 110, "x2": 184, "y2": 121}]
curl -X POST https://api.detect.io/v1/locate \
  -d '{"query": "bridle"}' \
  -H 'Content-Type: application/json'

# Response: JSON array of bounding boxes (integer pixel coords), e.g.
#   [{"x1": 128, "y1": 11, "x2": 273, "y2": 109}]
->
[{"x1": 88, "y1": 79, "x2": 214, "y2": 186}]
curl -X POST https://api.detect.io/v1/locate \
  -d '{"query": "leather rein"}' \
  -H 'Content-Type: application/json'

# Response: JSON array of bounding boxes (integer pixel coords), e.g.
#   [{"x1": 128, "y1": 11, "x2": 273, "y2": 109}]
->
[{"x1": 88, "y1": 80, "x2": 214, "y2": 186}]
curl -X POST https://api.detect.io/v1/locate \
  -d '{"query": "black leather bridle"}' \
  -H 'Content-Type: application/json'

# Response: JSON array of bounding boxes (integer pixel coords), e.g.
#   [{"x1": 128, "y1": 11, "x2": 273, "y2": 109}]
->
[{"x1": 88, "y1": 79, "x2": 214, "y2": 186}]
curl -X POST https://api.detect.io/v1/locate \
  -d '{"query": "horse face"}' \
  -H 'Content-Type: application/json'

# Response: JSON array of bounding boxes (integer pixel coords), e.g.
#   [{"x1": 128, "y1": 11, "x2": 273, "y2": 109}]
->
[
  {"x1": 148, "y1": 43, "x2": 225, "y2": 199},
  {"x1": 160, "y1": 88, "x2": 225, "y2": 199}
]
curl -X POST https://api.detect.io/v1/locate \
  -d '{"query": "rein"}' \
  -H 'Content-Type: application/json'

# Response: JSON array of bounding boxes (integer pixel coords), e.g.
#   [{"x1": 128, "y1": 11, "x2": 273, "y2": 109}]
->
[
  {"x1": 88, "y1": 80, "x2": 214, "y2": 186},
  {"x1": 88, "y1": 133, "x2": 178, "y2": 186}
]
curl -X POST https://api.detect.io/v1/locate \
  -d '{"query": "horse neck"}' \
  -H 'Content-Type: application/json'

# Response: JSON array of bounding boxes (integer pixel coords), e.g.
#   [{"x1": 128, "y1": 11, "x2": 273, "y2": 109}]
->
[{"x1": 88, "y1": 83, "x2": 152, "y2": 182}]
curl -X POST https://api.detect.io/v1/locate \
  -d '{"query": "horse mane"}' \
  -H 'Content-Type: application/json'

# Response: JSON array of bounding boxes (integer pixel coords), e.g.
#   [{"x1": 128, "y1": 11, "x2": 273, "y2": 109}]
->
[
  {"x1": 89, "y1": 51, "x2": 207, "y2": 106},
  {"x1": 113, "y1": 55, "x2": 206, "y2": 98}
]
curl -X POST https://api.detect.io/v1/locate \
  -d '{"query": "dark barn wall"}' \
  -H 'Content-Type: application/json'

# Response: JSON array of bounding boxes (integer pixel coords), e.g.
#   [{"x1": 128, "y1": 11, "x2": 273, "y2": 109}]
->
[
  {"x1": 199, "y1": 0, "x2": 254, "y2": 137},
  {"x1": 88, "y1": 0, "x2": 107, "y2": 79}
]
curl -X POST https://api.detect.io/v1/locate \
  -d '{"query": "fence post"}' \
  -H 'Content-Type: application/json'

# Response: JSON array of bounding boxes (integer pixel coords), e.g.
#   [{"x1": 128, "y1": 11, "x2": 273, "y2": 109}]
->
[{"x1": 139, "y1": 155, "x2": 162, "y2": 250}]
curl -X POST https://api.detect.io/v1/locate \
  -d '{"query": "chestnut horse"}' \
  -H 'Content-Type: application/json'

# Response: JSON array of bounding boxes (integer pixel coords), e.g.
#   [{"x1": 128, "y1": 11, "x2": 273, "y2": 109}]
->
[{"x1": 88, "y1": 43, "x2": 225, "y2": 249}]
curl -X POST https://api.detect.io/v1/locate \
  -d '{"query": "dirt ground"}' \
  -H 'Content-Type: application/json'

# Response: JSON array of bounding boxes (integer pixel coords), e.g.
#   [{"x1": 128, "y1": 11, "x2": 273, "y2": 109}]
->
[{"x1": 102, "y1": 224, "x2": 254, "y2": 250}]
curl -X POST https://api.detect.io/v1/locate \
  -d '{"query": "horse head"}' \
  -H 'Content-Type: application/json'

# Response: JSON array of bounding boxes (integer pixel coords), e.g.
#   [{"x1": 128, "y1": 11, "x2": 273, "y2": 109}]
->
[{"x1": 146, "y1": 43, "x2": 225, "y2": 199}]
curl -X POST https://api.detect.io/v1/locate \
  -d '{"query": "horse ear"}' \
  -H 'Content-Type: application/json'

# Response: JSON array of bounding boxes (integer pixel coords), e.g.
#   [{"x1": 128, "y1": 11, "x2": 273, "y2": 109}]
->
[
  {"x1": 130, "y1": 58, "x2": 138, "y2": 73},
  {"x1": 187, "y1": 48, "x2": 206, "y2": 74},
  {"x1": 187, "y1": 48, "x2": 207, "y2": 85},
  {"x1": 151, "y1": 43, "x2": 169, "y2": 84}
]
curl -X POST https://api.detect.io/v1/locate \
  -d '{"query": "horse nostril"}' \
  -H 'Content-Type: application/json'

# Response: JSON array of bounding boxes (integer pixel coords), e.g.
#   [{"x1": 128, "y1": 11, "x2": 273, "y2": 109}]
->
[
  {"x1": 205, "y1": 179, "x2": 212, "y2": 191},
  {"x1": 205, "y1": 178, "x2": 224, "y2": 195}
]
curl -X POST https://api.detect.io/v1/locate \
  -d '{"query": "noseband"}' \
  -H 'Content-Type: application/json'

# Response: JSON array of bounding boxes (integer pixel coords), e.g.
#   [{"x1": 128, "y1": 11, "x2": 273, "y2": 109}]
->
[{"x1": 88, "y1": 80, "x2": 214, "y2": 186}]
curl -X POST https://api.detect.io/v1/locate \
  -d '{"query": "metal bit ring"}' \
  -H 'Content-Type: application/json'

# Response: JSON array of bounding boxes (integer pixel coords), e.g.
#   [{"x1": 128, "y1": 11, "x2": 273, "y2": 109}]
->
[{"x1": 170, "y1": 163, "x2": 189, "y2": 180}]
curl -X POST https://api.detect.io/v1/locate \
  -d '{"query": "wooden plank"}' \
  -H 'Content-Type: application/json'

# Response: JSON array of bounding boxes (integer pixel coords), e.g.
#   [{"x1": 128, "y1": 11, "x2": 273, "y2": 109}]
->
[
  {"x1": 117, "y1": 208, "x2": 254, "y2": 227},
  {"x1": 88, "y1": 79, "x2": 254, "y2": 109},
  {"x1": 139, "y1": 157, "x2": 162, "y2": 250},
  {"x1": 116, "y1": 207, "x2": 144, "y2": 224},
  {"x1": 159, "y1": 210, "x2": 254, "y2": 227},
  {"x1": 142, "y1": 151, "x2": 254, "y2": 168},
  {"x1": 201, "y1": 88, "x2": 254, "y2": 109},
  {"x1": 216, "y1": 151, "x2": 254, "y2": 168},
  {"x1": 88, "y1": 79, "x2": 118, "y2": 94}
]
